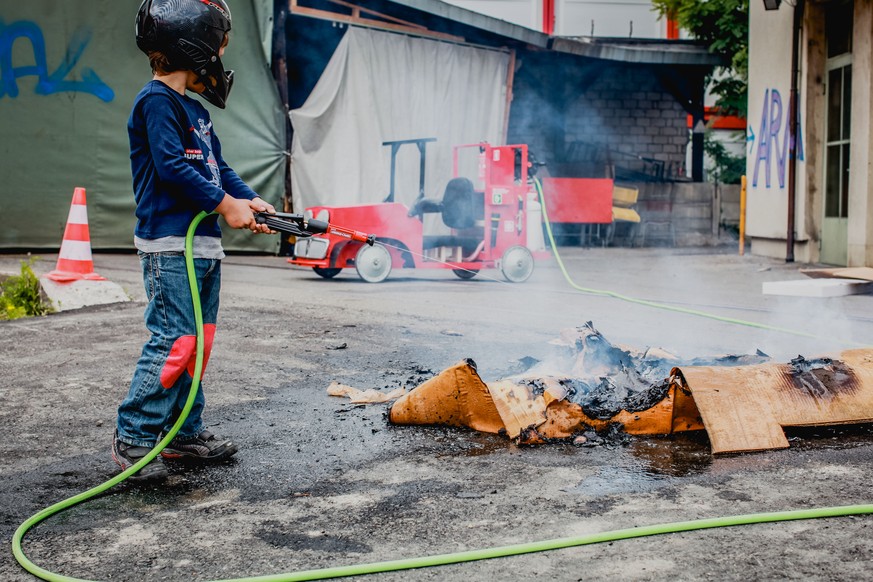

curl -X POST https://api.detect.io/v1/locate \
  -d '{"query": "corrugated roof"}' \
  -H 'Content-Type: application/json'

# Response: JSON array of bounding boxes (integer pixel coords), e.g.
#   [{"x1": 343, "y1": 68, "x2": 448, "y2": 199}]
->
[
  {"x1": 387, "y1": 0, "x2": 722, "y2": 66},
  {"x1": 387, "y1": 0, "x2": 549, "y2": 47},
  {"x1": 551, "y1": 37, "x2": 725, "y2": 66}
]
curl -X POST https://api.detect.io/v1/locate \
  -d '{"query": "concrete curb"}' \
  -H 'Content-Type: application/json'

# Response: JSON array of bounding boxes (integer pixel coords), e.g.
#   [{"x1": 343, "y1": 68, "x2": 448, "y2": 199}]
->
[{"x1": 38, "y1": 276, "x2": 130, "y2": 312}]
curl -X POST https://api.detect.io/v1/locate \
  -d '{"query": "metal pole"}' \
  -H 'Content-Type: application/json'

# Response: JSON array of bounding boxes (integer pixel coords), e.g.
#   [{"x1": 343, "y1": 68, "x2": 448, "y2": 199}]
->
[
  {"x1": 786, "y1": 0, "x2": 804, "y2": 263},
  {"x1": 739, "y1": 175, "x2": 747, "y2": 256},
  {"x1": 692, "y1": 116, "x2": 705, "y2": 182}
]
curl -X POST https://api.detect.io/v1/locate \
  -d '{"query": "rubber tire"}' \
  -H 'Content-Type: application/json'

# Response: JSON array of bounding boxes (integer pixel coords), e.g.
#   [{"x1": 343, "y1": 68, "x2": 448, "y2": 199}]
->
[
  {"x1": 500, "y1": 245, "x2": 534, "y2": 283},
  {"x1": 452, "y1": 268, "x2": 479, "y2": 280},
  {"x1": 355, "y1": 244, "x2": 392, "y2": 283},
  {"x1": 313, "y1": 267, "x2": 342, "y2": 279}
]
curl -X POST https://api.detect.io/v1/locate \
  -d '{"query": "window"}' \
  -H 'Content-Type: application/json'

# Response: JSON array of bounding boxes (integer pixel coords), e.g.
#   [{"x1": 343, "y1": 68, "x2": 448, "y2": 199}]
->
[{"x1": 824, "y1": 1, "x2": 852, "y2": 219}]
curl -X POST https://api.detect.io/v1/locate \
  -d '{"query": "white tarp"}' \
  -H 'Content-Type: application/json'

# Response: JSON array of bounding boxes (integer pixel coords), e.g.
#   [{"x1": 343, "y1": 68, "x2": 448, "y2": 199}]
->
[{"x1": 290, "y1": 26, "x2": 511, "y2": 215}]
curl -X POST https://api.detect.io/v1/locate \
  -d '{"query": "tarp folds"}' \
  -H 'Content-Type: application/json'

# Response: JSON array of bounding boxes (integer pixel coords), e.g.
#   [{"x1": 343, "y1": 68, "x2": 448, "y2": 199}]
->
[
  {"x1": 290, "y1": 27, "x2": 511, "y2": 217},
  {"x1": 0, "y1": 0, "x2": 283, "y2": 251}
]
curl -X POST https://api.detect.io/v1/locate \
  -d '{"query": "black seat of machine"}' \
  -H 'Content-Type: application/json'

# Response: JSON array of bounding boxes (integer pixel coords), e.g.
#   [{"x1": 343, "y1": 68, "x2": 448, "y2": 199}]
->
[
  {"x1": 408, "y1": 177, "x2": 484, "y2": 229},
  {"x1": 441, "y1": 177, "x2": 484, "y2": 229}
]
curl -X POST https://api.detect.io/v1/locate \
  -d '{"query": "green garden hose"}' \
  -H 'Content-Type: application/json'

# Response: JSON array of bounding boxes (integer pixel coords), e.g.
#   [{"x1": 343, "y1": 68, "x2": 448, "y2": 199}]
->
[
  {"x1": 12, "y1": 210, "x2": 210, "y2": 582},
  {"x1": 531, "y1": 177, "x2": 862, "y2": 346},
  {"x1": 11, "y1": 210, "x2": 873, "y2": 582}
]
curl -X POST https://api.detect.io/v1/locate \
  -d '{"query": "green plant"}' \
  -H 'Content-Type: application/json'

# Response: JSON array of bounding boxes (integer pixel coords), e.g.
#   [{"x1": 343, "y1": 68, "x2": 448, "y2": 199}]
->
[
  {"x1": 704, "y1": 132, "x2": 745, "y2": 185},
  {"x1": 0, "y1": 259, "x2": 52, "y2": 320},
  {"x1": 653, "y1": 0, "x2": 749, "y2": 118}
]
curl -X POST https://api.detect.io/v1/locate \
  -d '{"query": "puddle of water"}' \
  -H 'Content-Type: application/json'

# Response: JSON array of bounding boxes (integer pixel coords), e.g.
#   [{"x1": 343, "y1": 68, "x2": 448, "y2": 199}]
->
[
  {"x1": 569, "y1": 464, "x2": 668, "y2": 496},
  {"x1": 626, "y1": 433, "x2": 713, "y2": 477},
  {"x1": 567, "y1": 433, "x2": 713, "y2": 496}
]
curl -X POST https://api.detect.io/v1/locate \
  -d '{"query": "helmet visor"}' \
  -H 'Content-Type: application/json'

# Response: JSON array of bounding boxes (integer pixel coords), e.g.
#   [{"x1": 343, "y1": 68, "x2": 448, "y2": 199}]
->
[{"x1": 197, "y1": 66, "x2": 234, "y2": 109}]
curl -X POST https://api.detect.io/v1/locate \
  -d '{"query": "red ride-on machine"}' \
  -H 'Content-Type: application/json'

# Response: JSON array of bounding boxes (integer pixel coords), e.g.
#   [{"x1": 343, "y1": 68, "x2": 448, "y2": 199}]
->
[{"x1": 289, "y1": 139, "x2": 541, "y2": 283}]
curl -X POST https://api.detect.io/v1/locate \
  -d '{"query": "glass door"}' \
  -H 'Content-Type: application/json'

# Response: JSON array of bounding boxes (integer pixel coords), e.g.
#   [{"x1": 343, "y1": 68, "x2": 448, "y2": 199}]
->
[{"x1": 820, "y1": 2, "x2": 853, "y2": 266}]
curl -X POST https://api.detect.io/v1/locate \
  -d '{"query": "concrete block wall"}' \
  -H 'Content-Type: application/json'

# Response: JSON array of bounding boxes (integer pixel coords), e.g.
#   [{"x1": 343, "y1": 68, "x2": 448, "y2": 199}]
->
[
  {"x1": 718, "y1": 184, "x2": 742, "y2": 228},
  {"x1": 565, "y1": 67, "x2": 690, "y2": 178},
  {"x1": 507, "y1": 62, "x2": 690, "y2": 178},
  {"x1": 612, "y1": 182, "x2": 718, "y2": 247},
  {"x1": 507, "y1": 59, "x2": 726, "y2": 248}
]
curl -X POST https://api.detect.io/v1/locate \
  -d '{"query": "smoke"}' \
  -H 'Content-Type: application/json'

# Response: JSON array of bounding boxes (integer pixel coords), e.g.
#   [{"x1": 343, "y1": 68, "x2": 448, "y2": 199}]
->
[
  {"x1": 750, "y1": 294, "x2": 866, "y2": 360},
  {"x1": 435, "y1": 243, "x2": 869, "y2": 386},
  {"x1": 283, "y1": 19, "x2": 866, "y2": 375}
]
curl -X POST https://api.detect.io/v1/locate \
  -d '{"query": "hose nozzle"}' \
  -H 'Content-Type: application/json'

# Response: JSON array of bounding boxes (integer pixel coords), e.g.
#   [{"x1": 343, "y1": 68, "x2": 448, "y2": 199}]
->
[{"x1": 255, "y1": 212, "x2": 375, "y2": 245}]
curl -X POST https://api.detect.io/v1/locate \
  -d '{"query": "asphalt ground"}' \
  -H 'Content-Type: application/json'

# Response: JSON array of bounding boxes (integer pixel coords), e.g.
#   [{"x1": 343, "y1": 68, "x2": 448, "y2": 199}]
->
[{"x1": 2, "y1": 244, "x2": 873, "y2": 581}]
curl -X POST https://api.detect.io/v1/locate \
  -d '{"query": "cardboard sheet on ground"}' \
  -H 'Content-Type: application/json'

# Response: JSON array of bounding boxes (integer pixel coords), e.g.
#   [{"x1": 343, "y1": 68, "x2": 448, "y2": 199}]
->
[
  {"x1": 676, "y1": 349, "x2": 873, "y2": 453},
  {"x1": 388, "y1": 325, "x2": 873, "y2": 453},
  {"x1": 801, "y1": 267, "x2": 873, "y2": 282},
  {"x1": 389, "y1": 359, "x2": 703, "y2": 445},
  {"x1": 328, "y1": 382, "x2": 405, "y2": 404}
]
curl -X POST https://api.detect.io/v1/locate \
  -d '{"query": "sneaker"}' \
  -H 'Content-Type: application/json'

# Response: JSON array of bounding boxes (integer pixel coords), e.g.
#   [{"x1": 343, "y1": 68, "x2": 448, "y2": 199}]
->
[
  {"x1": 112, "y1": 432, "x2": 168, "y2": 482},
  {"x1": 160, "y1": 430, "x2": 238, "y2": 462}
]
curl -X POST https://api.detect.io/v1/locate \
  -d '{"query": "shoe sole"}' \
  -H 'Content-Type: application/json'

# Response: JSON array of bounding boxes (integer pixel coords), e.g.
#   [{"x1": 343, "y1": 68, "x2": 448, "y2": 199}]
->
[
  {"x1": 160, "y1": 442, "x2": 238, "y2": 462},
  {"x1": 111, "y1": 450, "x2": 169, "y2": 482}
]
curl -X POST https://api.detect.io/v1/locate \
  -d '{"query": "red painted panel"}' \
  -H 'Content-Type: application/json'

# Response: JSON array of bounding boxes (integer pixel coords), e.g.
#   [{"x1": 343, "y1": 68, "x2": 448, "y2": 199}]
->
[
  {"x1": 540, "y1": 178, "x2": 613, "y2": 224},
  {"x1": 686, "y1": 107, "x2": 747, "y2": 130},
  {"x1": 666, "y1": 18, "x2": 680, "y2": 40},
  {"x1": 542, "y1": 0, "x2": 554, "y2": 35}
]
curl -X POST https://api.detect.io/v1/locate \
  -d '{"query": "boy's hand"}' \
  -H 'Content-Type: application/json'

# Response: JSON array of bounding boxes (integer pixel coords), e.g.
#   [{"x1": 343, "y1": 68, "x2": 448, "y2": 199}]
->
[
  {"x1": 215, "y1": 194, "x2": 257, "y2": 230},
  {"x1": 249, "y1": 197, "x2": 276, "y2": 234},
  {"x1": 215, "y1": 195, "x2": 277, "y2": 234}
]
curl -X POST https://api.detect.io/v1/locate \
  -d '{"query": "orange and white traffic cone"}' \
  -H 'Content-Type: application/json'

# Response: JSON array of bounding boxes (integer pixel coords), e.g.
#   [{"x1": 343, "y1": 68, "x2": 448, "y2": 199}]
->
[{"x1": 46, "y1": 187, "x2": 106, "y2": 283}]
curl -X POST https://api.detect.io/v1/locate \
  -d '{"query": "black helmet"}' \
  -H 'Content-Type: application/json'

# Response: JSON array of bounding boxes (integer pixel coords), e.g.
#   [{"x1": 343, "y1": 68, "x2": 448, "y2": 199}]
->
[{"x1": 136, "y1": 0, "x2": 234, "y2": 108}]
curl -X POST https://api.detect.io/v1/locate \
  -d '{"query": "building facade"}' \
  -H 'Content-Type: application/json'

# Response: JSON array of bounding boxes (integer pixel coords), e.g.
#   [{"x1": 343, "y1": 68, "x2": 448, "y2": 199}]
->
[
  {"x1": 441, "y1": 0, "x2": 671, "y2": 38},
  {"x1": 748, "y1": 0, "x2": 872, "y2": 266}
]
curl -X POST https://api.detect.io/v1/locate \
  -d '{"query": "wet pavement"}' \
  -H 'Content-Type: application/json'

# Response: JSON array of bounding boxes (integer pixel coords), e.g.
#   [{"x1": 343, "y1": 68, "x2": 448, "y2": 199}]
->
[{"x1": 2, "y1": 244, "x2": 873, "y2": 581}]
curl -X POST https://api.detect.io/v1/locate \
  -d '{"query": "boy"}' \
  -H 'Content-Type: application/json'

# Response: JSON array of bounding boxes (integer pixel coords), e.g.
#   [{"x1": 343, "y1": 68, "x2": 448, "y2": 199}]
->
[{"x1": 113, "y1": 0, "x2": 274, "y2": 482}]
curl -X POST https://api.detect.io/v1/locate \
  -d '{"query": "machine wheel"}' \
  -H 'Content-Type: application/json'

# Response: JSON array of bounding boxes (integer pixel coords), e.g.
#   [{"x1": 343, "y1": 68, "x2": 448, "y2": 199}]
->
[
  {"x1": 452, "y1": 268, "x2": 479, "y2": 280},
  {"x1": 313, "y1": 267, "x2": 342, "y2": 279},
  {"x1": 355, "y1": 244, "x2": 392, "y2": 283},
  {"x1": 500, "y1": 245, "x2": 534, "y2": 283}
]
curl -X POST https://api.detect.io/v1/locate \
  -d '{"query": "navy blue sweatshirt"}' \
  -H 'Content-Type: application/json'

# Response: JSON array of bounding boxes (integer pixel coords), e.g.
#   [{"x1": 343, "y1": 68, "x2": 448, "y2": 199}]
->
[{"x1": 128, "y1": 80, "x2": 257, "y2": 239}]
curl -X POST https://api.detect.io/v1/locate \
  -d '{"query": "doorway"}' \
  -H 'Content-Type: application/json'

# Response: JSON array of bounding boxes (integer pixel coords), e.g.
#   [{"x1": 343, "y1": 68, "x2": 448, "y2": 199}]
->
[{"x1": 820, "y1": 1, "x2": 853, "y2": 266}]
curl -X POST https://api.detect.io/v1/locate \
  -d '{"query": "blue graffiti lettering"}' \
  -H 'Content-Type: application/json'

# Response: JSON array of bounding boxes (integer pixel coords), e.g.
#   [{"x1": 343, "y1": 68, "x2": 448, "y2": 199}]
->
[
  {"x1": 753, "y1": 89, "x2": 771, "y2": 188},
  {"x1": 751, "y1": 88, "x2": 804, "y2": 189},
  {"x1": 0, "y1": 19, "x2": 114, "y2": 102},
  {"x1": 770, "y1": 90, "x2": 785, "y2": 187}
]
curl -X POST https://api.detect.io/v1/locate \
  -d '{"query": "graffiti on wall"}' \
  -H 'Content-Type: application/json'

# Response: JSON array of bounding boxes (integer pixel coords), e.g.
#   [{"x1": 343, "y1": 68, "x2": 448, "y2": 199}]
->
[
  {"x1": 0, "y1": 19, "x2": 114, "y2": 102},
  {"x1": 748, "y1": 88, "x2": 803, "y2": 189}
]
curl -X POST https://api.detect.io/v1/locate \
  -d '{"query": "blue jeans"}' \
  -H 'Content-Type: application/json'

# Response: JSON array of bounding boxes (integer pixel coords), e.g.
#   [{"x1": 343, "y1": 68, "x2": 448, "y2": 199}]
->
[{"x1": 116, "y1": 252, "x2": 221, "y2": 447}]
